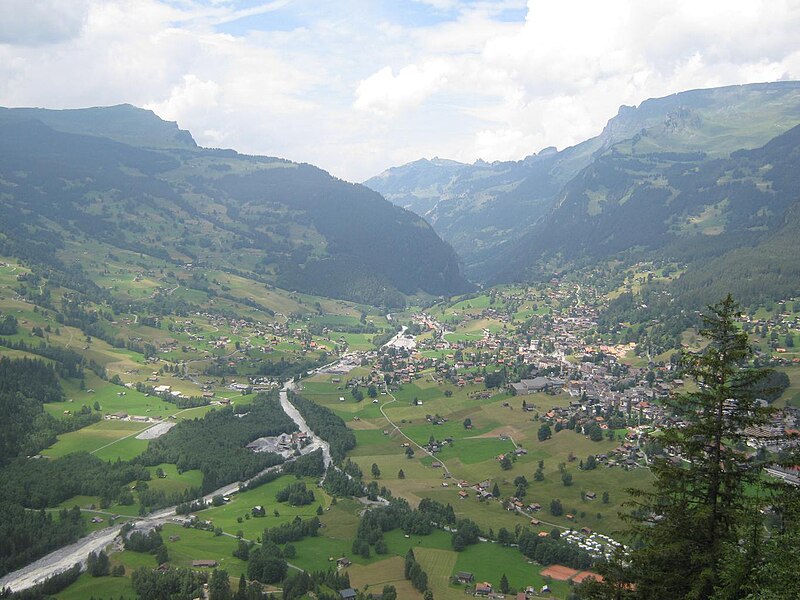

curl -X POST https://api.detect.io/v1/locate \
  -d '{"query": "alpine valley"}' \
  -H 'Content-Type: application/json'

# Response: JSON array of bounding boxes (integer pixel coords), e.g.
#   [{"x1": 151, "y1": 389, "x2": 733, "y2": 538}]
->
[
  {"x1": 1, "y1": 82, "x2": 800, "y2": 600},
  {"x1": 366, "y1": 81, "x2": 800, "y2": 303}
]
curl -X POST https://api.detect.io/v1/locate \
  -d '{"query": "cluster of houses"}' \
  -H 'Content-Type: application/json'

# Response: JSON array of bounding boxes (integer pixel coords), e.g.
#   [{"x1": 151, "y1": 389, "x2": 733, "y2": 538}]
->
[
  {"x1": 741, "y1": 302, "x2": 800, "y2": 362},
  {"x1": 455, "y1": 572, "x2": 553, "y2": 598}
]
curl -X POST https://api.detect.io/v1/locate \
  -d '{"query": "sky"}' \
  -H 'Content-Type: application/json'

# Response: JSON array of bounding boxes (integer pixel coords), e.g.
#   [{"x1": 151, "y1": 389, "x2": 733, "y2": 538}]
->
[{"x1": 2, "y1": 0, "x2": 800, "y2": 182}]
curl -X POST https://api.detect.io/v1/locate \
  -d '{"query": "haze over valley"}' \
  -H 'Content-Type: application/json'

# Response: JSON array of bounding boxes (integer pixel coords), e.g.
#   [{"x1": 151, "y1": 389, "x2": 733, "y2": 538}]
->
[{"x1": 2, "y1": 2, "x2": 800, "y2": 600}]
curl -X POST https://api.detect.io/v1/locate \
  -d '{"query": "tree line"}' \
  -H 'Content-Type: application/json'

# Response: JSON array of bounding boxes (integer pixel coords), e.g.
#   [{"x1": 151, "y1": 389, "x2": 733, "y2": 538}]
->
[
  {"x1": 140, "y1": 391, "x2": 296, "y2": 493},
  {"x1": 288, "y1": 392, "x2": 356, "y2": 462}
]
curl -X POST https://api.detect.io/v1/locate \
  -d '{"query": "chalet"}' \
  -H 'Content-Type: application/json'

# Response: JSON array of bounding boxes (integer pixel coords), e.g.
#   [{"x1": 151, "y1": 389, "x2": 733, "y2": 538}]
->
[
  {"x1": 456, "y1": 571, "x2": 474, "y2": 584},
  {"x1": 475, "y1": 582, "x2": 493, "y2": 596},
  {"x1": 458, "y1": 491, "x2": 469, "y2": 499},
  {"x1": 585, "y1": 491, "x2": 597, "y2": 500},
  {"x1": 192, "y1": 560, "x2": 217, "y2": 568},
  {"x1": 339, "y1": 589, "x2": 357, "y2": 600},
  {"x1": 336, "y1": 557, "x2": 352, "y2": 569}
]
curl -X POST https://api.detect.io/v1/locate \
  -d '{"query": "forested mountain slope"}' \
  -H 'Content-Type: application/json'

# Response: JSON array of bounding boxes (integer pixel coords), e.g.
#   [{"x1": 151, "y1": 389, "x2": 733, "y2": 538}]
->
[
  {"x1": 0, "y1": 105, "x2": 469, "y2": 307},
  {"x1": 366, "y1": 81, "x2": 800, "y2": 279},
  {"x1": 494, "y1": 122, "x2": 800, "y2": 309}
]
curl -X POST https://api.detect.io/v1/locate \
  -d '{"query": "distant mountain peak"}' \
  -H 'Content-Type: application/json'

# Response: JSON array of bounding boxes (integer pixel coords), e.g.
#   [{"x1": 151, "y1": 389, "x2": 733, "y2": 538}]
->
[
  {"x1": 366, "y1": 80, "x2": 800, "y2": 282},
  {"x1": 0, "y1": 104, "x2": 197, "y2": 149}
]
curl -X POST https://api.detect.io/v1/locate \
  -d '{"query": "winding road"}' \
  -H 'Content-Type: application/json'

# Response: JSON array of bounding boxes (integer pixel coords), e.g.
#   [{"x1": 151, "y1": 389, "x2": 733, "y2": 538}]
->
[{"x1": 0, "y1": 376, "x2": 337, "y2": 593}]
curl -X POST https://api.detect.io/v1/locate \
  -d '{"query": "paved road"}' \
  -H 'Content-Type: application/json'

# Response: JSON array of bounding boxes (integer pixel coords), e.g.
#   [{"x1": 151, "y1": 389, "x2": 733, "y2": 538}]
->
[{"x1": 1, "y1": 370, "x2": 339, "y2": 593}]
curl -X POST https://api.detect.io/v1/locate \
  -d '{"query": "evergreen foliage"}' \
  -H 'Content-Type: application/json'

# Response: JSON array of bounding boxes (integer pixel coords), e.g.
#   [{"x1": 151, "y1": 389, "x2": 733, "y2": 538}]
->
[
  {"x1": 587, "y1": 296, "x2": 792, "y2": 600},
  {"x1": 0, "y1": 505, "x2": 84, "y2": 578},
  {"x1": 289, "y1": 392, "x2": 356, "y2": 462},
  {"x1": 247, "y1": 543, "x2": 288, "y2": 584},
  {"x1": 622, "y1": 297, "x2": 773, "y2": 598},
  {"x1": 262, "y1": 516, "x2": 321, "y2": 545},
  {"x1": 275, "y1": 481, "x2": 315, "y2": 506},
  {"x1": 140, "y1": 391, "x2": 294, "y2": 492}
]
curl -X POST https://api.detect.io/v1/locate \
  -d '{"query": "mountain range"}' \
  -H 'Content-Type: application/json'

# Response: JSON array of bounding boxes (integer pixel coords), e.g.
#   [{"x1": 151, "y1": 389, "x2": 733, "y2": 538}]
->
[
  {"x1": 365, "y1": 81, "x2": 800, "y2": 301},
  {"x1": 0, "y1": 105, "x2": 470, "y2": 308},
  {"x1": 3, "y1": 82, "x2": 800, "y2": 314}
]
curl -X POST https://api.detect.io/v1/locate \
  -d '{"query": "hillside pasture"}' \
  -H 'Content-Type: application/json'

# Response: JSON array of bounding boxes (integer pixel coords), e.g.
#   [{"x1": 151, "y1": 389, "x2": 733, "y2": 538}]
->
[
  {"x1": 41, "y1": 419, "x2": 149, "y2": 459},
  {"x1": 53, "y1": 572, "x2": 135, "y2": 600},
  {"x1": 195, "y1": 475, "x2": 329, "y2": 540},
  {"x1": 346, "y1": 556, "x2": 422, "y2": 600}
]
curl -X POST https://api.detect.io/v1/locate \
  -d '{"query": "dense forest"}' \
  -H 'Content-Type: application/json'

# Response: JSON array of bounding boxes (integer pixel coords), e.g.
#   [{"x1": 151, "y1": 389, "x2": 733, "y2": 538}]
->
[
  {"x1": 0, "y1": 356, "x2": 66, "y2": 464},
  {"x1": 495, "y1": 124, "x2": 800, "y2": 314},
  {"x1": 288, "y1": 391, "x2": 356, "y2": 462},
  {"x1": 0, "y1": 451, "x2": 150, "y2": 578},
  {"x1": 140, "y1": 391, "x2": 296, "y2": 493},
  {"x1": 0, "y1": 505, "x2": 84, "y2": 578}
]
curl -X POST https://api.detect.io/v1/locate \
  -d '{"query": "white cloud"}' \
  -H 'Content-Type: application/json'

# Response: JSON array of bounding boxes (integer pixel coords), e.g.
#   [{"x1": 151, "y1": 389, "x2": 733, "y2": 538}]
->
[
  {"x1": 0, "y1": 0, "x2": 90, "y2": 46},
  {"x1": 2, "y1": 0, "x2": 800, "y2": 182},
  {"x1": 355, "y1": 61, "x2": 449, "y2": 115},
  {"x1": 146, "y1": 74, "x2": 220, "y2": 121}
]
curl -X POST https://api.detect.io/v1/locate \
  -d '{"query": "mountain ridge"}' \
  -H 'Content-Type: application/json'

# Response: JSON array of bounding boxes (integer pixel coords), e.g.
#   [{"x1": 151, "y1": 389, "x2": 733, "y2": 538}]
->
[
  {"x1": 0, "y1": 104, "x2": 198, "y2": 149},
  {"x1": 365, "y1": 80, "x2": 800, "y2": 280},
  {"x1": 0, "y1": 106, "x2": 470, "y2": 307}
]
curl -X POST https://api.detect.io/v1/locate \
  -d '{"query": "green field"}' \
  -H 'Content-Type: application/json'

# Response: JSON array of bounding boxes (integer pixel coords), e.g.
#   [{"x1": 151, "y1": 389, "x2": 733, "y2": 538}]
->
[
  {"x1": 54, "y1": 572, "x2": 135, "y2": 600},
  {"x1": 115, "y1": 524, "x2": 249, "y2": 578},
  {"x1": 146, "y1": 463, "x2": 204, "y2": 495},
  {"x1": 452, "y1": 542, "x2": 571, "y2": 598},
  {"x1": 41, "y1": 419, "x2": 150, "y2": 459},
  {"x1": 195, "y1": 475, "x2": 330, "y2": 540},
  {"x1": 774, "y1": 365, "x2": 800, "y2": 408}
]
